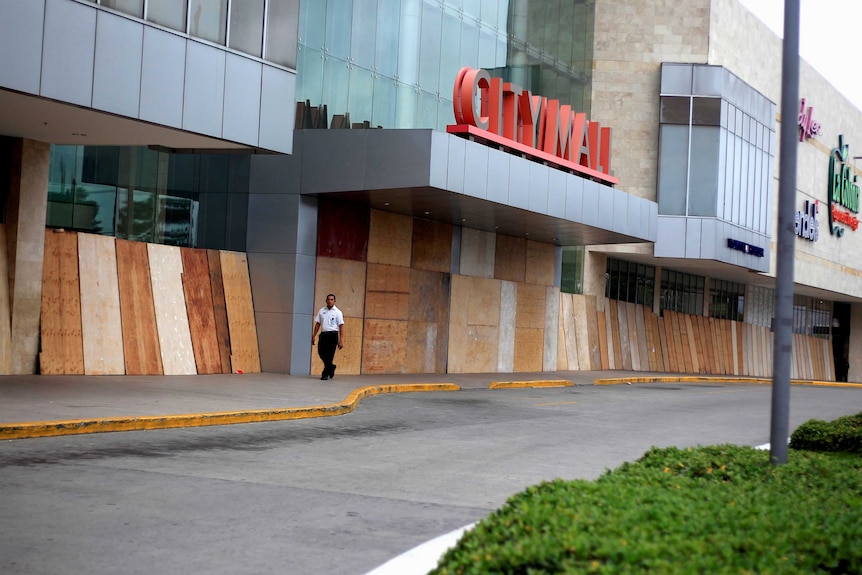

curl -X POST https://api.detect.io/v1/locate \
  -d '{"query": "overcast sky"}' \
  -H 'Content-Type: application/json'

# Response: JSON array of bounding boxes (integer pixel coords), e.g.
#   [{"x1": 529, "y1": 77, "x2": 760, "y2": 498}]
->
[{"x1": 737, "y1": 0, "x2": 862, "y2": 110}]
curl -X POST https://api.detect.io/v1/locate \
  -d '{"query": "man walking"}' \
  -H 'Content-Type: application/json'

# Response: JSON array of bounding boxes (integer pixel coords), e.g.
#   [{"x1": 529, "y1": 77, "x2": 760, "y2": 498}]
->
[{"x1": 311, "y1": 293, "x2": 344, "y2": 380}]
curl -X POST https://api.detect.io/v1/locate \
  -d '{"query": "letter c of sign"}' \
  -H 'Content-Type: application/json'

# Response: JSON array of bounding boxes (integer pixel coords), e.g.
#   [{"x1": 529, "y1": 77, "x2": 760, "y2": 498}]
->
[{"x1": 453, "y1": 67, "x2": 491, "y2": 131}]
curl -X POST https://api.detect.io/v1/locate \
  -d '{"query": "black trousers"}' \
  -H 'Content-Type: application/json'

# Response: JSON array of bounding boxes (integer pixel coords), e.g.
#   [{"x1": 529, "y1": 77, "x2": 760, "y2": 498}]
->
[{"x1": 318, "y1": 331, "x2": 339, "y2": 377}]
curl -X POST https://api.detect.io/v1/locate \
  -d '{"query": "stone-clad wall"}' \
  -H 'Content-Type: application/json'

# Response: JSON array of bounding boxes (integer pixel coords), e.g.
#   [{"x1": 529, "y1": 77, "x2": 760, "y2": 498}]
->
[
  {"x1": 591, "y1": 0, "x2": 711, "y2": 201},
  {"x1": 312, "y1": 200, "x2": 560, "y2": 375}
]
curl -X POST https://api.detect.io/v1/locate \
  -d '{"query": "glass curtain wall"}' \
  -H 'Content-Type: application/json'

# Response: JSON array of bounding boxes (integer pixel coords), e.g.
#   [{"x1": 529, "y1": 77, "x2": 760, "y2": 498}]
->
[
  {"x1": 605, "y1": 258, "x2": 655, "y2": 306},
  {"x1": 46, "y1": 145, "x2": 250, "y2": 251},
  {"x1": 296, "y1": 0, "x2": 595, "y2": 131}
]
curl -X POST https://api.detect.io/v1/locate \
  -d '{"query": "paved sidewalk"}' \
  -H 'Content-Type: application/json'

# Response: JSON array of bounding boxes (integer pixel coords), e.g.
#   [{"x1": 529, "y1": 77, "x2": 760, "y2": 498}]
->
[
  {"x1": 2, "y1": 370, "x2": 856, "y2": 440},
  {"x1": 0, "y1": 370, "x2": 605, "y2": 439}
]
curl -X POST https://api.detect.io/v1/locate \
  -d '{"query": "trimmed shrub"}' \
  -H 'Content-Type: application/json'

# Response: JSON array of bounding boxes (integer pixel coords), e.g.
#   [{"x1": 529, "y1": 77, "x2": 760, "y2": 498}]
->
[
  {"x1": 430, "y1": 445, "x2": 862, "y2": 574},
  {"x1": 790, "y1": 412, "x2": 862, "y2": 454}
]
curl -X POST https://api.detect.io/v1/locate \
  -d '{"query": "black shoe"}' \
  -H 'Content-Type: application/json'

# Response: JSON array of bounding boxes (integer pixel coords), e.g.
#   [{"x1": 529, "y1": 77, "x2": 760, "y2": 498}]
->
[
  {"x1": 320, "y1": 375, "x2": 329, "y2": 381},
  {"x1": 329, "y1": 365, "x2": 337, "y2": 379}
]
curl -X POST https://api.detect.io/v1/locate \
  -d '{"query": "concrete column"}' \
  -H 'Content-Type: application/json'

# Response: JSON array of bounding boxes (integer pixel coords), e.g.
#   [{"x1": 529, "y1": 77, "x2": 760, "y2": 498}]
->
[{"x1": 6, "y1": 139, "x2": 49, "y2": 374}]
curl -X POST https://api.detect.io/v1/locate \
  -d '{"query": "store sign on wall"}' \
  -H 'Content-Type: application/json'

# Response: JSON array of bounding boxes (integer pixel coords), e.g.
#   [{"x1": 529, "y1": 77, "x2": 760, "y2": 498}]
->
[
  {"x1": 827, "y1": 134, "x2": 860, "y2": 237},
  {"x1": 795, "y1": 200, "x2": 819, "y2": 241},
  {"x1": 798, "y1": 98, "x2": 822, "y2": 141},
  {"x1": 447, "y1": 67, "x2": 617, "y2": 185},
  {"x1": 726, "y1": 238, "x2": 764, "y2": 257}
]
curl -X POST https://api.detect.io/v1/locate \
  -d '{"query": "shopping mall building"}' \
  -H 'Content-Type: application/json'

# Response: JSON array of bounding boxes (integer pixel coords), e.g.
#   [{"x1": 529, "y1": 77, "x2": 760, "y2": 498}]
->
[{"x1": 1, "y1": 0, "x2": 860, "y2": 381}]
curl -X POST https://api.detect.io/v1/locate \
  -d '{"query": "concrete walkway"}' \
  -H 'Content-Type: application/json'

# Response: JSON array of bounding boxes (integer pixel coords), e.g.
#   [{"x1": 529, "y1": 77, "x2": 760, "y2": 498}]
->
[{"x1": 1, "y1": 370, "x2": 858, "y2": 439}]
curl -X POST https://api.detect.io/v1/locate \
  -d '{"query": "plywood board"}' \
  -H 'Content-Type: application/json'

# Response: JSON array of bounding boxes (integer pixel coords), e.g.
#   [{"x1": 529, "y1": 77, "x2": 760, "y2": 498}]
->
[
  {"x1": 148, "y1": 244, "x2": 196, "y2": 375},
  {"x1": 584, "y1": 295, "x2": 601, "y2": 369},
  {"x1": 626, "y1": 303, "x2": 640, "y2": 371},
  {"x1": 207, "y1": 249, "x2": 232, "y2": 374},
  {"x1": 609, "y1": 300, "x2": 622, "y2": 370},
  {"x1": 562, "y1": 294, "x2": 579, "y2": 370},
  {"x1": 706, "y1": 317, "x2": 718, "y2": 375},
  {"x1": 514, "y1": 327, "x2": 544, "y2": 372},
  {"x1": 571, "y1": 295, "x2": 589, "y2": 369},
  {"x1": 636, "y1": 305, "x2": 649, "y2": 372},
  {"x1": 493, "y1": 234, "x2": 526, "y2": 282},
  {"x1": 366, "y1": 263, "x2": 410, "y2": 321},
  {"x1": 597, "y1": 310, "x2": 609, "y2": 370},
  {"x1": 644, "y1": 310, "x2": 658, "y2": 372},
  {"x1": 670, "y1": 312, "x2": 685, "y2": 373},
  {"x1": 78, "y1": 233, "x2": 125, "y2": 375},
  {"x1": 409, "y1": 269, "x2": 450, "y2": 323},
  {"x1": 316, "y1": 198, "x2": 369, "y2": 261},
  {"x1": 525, "y1": 240, "x2": 555, "y2": 286},
  {"x1": 515, "y1": 282, "x2": 547, "y2": 330},
  {"x1": 651, "y1": 312, "x2": 665, "y2": 372},
  {"x1": 447, "y1": 275, "x2": 470, "y2": 373},
  {"x1": 543, "y1": 285, "x2": 559, "y2": 371},
  {"x1": 181, "y1": 247, "x2": 222, "y2": 375},
  {"x1": 604, "y1": 306, "x2": 616, "y2": 369},
  {"x1": 314, "y1": 257, "x2": 367, "y2": 319},
  {"x1": 658, "y1": 315, "x2": 672, "y2": 372},
  {"x1": 406, "y1": 321, "x2": 442, "y2": 373},
  {"x1": 220, "y1": 250, "x2": 261, "y2": 374},
  {"x1": 411, "y1": 219, "x2": 452, "y2": 273},
  {"x1": 57, "y1": 231, "x2": 85, "y2": 374},
  {"x1": 117, "y1": 239, "x2": 163, "y2": 375},
  {"x1": 617, "y1": 300, "x2": 631, "y2": 370},
  {"x1": 731, "y1": 321, "x2": 739, "y2": 375},
  {"x1": 362, "y1": 318, "x2": 408, "y2": 373},
  {"x1": 557, "y1": 296, "x2": 569, "y2": 371},
  {"x1": 690, "y1": 315, "x2": 703, "y2": 373},
  {"x1": 39, "y1": 230, "x2": 64, "y2": 374},
  {"x1": 367, "y1": 210, "x2": 412, "y2": 267}
]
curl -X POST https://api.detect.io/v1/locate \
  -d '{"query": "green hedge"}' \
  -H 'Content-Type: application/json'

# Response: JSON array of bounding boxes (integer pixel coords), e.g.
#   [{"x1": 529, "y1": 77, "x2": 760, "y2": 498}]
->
[
  {"x1": 790, "y1": 411, "x2": 862, "y2": 454},
  {"x1": 431, "y1": 443, "x2": 862, "y2": 574}
]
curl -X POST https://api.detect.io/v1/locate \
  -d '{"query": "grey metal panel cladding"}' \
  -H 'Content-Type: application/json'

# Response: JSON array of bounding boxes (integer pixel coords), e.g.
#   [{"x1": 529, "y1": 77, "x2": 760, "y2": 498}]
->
[
  {"x1": 246, "y1": 194, "x2": 301, "y2": 253},
  {"x1": 0, "y1": 1, "x2": 44, "y2": 93},
  {"x1": 223, "y1": 54, "x2": 262, "y2": 146},
  {"x1": 429, "y1": 131, "x2": 450, "y2": 190},
  {"x1": 660, "y1": 63, "x2": 692, "y2": 95},
  {"x1": 93, "y1": 12, "x2": 142, "y2": 118},
  {"x1": 183, "y1": 42, "x2": 226, "y2": 138},
  {"x1": 259, "y1": 66, "x2": 296, "y2": 154},
  {"x1": 508, "y1": 155, "x2": 531, "y2": 209},
  {"x1": 140, "y1": 27, "x2": 186, "y2": 128},
  {"x1": 597, "y1": 184, "x2": 615, "y2": 232},
  {"x1": 654, "y1": 216, "x2": 685, "y2": 257},
  {"x1": 685, "y1": 218, "x2": 702, "y2": 258},
  {"x1": 486, "y1": 150, "x2": 510, "y2": 204},
  {"x1": 365, "y1": 130, "x2": 434, "y2": 190},
  {"x1": 528, "y1": 162, "x2": 550, "y2": 214},
  {"x1": 547, "y1": 169, "x2": 566, "y2": 219},
  {"x1": 301, "y1": 130, "x2": 368, "y2": 193},
  {"x1": 626, "y1": 193, "x2": 642, "y2": 238},
  {"x1": 248, "y1": 252, "x2": 297, "y2": 314},
  {"x1": 581, "y1": 180, "x2": 599, "y2": 227},
  {"x1": 565, "y1": 175, "x2": 584, "y2": 222},
  {"x1": 445, "y1": 135, "x2": 466, "y2": 194},
  {"x1": 41, "y1": 0, "x2": 96, "y2": 107},
  {"x1": 463, "y1": 142, "x2": 489, "y2": 199}
]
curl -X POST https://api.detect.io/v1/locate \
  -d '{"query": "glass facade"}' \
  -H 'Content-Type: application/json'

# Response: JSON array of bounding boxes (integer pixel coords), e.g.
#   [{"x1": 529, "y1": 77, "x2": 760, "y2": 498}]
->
[
  {"x1": 86, "y1": 0, "x2": 299, "y2": 68},
  {"x1": 660, "y1": 269, "x2": 704, "y2": 316},
  {"x1": 560, "y1": 246, "x2": 584, "y2": 294},
  {"x1": 793, "y1": 295, "x2": 832, "y2": 339},
  {"x1": 46, "y1": 146, "x2": 249, "y2": 251},
  {"x1": 605, "y1": 258, "x2": 655, "y2": 307},
  {"x1": 296, "y1": 0, "x2": 595, "y2": 131},
  {"x1": 709, "y1": 278, "x2": 744, "y2": 321}
]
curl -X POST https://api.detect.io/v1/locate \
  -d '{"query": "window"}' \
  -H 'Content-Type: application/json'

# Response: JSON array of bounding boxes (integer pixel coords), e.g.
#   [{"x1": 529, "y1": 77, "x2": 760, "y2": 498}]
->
[
  {"x1": 605, "y1": 258, "x2": 655, "y2": 306},
  {"x1": 190, "y1": 0, "x2": 227, "y2": 44},
  {"x1": 147, "y1": 0, "x2": 189, "y2": 32},
  {"x1": 660, "y1": 269, "x2": 704, "y2": 316},
  {"x1": 793, "y1": 295, "x2": 832, "y2": 339},
  {"x1": 710, "y1": 279, "x2": 744, "y2": 321},
  {"x1": 229, "y1": 0, "x2": 265, "y2": 57},
  {"x1": 561, "y1": 246, "x2": 584, "y2": 294},
  {"x1": 101, "y1": 0, "x2": 144, "y2": 17}
]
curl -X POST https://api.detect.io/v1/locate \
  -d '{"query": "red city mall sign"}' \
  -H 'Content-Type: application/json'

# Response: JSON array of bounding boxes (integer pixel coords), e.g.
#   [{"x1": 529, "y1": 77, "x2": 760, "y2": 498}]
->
[{"x1": 446, "y1": 67, "x2": 617, "y2": 186}]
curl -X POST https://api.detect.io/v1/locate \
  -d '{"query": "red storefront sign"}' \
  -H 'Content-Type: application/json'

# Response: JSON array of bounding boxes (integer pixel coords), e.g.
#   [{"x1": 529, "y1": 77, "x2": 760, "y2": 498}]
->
[{"x1": 447, "y1": 67, "x2": 617, "y2": 185}]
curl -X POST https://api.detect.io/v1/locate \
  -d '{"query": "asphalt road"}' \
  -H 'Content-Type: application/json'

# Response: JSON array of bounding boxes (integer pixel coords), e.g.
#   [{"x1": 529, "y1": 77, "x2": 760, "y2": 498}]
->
[{"x1": 1, "y1": 382, "x2": 860, "y2": 575}]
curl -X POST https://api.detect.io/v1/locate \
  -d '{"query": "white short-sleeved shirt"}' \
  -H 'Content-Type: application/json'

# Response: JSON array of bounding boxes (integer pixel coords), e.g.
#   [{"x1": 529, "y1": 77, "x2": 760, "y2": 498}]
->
[{"x1": 316, "y1": 305, "x2": 344, "y2": 332}]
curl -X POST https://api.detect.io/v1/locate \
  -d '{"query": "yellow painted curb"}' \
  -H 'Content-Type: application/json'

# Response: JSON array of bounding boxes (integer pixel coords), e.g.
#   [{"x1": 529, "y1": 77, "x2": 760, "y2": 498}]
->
[
  {"x1": 594, "y1": 376, "x2": 862, "y2": 388},
  {"x1": 489, "y1": 380, "x2": 574, "y2": 389},
  {"x1": 0, "y1": 383, "x2": 461, "y2": 440}
]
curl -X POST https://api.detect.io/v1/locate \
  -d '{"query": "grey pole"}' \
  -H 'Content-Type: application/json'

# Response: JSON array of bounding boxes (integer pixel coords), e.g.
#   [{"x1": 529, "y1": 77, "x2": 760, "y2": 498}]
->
[{"x1": 770, "y1": 0, "x2": 800, "y2": 466}]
